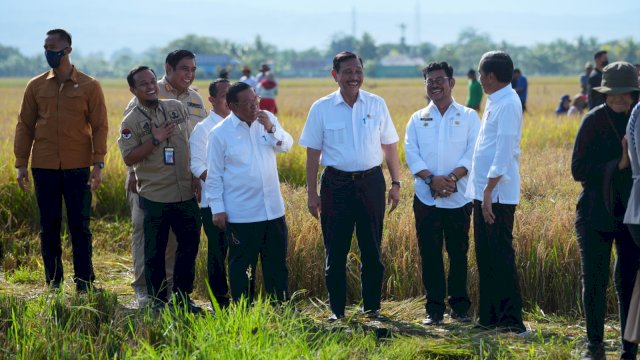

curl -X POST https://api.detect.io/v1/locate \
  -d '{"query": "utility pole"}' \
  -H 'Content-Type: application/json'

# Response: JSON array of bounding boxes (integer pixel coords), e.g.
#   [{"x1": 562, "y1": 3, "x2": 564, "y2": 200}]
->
[{"x1": 398, "y1": 23, "x2": 407, "y2": 52}]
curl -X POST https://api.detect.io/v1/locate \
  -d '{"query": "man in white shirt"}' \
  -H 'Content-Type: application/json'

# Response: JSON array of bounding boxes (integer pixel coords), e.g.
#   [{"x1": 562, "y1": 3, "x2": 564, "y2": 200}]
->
[
  {"x1": 240, "y1": 65, "x2": 257, "y2": 90},
  {"x1": 205, "y1": 81, "x2": 293, "y2": 303},
  {"x1": 189, "y1": 78, "x2": 231, "y2": 308},
  {"x1": 300, "y1": 51, "x2": 402, "y2": 321},
  {"x1": 405, "y1": 61, "x2": 480, "y2": 326},
  {"x1": 466, "y1": 51, "x2": 525, "y2": 333}
]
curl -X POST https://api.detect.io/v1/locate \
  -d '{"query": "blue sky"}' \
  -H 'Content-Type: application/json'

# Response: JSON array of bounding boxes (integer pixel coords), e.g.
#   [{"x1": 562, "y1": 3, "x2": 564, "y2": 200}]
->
[{"x1": 1, "y1": 0, "x2": 637, "y2": 57}]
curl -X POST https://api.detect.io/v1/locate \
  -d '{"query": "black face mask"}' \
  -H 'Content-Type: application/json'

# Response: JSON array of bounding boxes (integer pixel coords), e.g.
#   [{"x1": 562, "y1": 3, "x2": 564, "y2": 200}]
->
[
  {"x1": 601, "y1": 60, "x2": 609, "y2": 68},
  {"x1": 45, "y1": 48, "x2": 67, "y2": 69}
]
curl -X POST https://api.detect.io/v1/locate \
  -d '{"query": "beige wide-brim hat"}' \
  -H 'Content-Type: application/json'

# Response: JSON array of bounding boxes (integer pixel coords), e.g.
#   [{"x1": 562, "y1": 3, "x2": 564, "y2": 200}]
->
[{"x1": 593, "y1": 61, "x2": 640, "y2": 94}]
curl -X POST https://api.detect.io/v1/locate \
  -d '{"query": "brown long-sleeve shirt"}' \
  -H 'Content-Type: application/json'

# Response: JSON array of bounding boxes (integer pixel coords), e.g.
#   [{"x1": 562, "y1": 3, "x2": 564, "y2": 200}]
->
[{"x1": 14, "y1": 66, "x2": 108, "y2": 169}]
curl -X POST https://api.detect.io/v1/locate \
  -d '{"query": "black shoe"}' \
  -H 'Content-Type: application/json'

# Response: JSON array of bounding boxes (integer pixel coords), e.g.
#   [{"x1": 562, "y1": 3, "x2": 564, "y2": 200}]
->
[
  {"x1": 422, "y1": 314, "x2": 443, "y2": 326},
  {"x1": 175, "y1": 296, "x2": 204, "y2": 314},
  {"x1": 327, "y1": 313, "x2": 344, "y2": 323},
  {"x1": 362, "y1": 309, "x2": 381, "y2": 319},
  {"x1": 450, "y1": 310, "x2": 471, "y2": 323},
  {"x1": 580, "y1": 343, "x2": 605, "y2": 360},
  {"x1": 76, "y1": 282, "x2": 103, "y2": 294}
]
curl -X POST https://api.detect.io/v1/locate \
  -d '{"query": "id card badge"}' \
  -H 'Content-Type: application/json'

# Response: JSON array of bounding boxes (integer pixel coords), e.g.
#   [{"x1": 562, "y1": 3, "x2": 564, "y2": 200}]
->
[{"x1": 163, "y1": 147, "x2": 175, "y2": 165}]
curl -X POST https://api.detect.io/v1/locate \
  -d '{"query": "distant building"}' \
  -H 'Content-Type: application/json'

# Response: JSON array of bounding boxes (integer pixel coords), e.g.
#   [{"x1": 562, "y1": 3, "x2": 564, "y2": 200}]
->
[
  {"x1": 281, "y1": 58, "x2": 332, "y2": 78},
  {"x1": 197, "y1": 54, "x2": 241, "y2": 78},
  {"x1": 372, "y1": 54, "x2": 425, "y2": 78}
]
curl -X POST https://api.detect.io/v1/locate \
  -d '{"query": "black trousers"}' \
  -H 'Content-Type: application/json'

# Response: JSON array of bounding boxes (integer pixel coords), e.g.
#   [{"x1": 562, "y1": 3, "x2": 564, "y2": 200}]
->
[
  {"x1": 140, "y1": 197, "x2": 201, "y2": 302},
  {"x1": 32, "y1": 168, "x2": 94, "y2": 286},
  {"x1": 227, "y1": 216, "x2": 289, "y2": 303},
  {"x1": 577, "y1": 220, "x2": 639, "y2": 357},
  {"x1": 473, "y1": 200, "x2": 525, "y2": 330},
  {"x1": 320, "y1": 166, "x2": 386, "y2": 316},
  {"x1": 414, "y1": 197, "x2": 472, "y2": 317},
  {"x1": 201, "y1": 207, "x2": 229, "y2": 306}
]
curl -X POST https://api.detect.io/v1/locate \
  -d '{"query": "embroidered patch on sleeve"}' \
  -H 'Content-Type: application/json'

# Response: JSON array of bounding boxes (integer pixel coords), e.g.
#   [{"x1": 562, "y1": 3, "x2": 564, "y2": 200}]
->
[{"x1": 121, "y1": 128, "x2": 132, "y2": 139}]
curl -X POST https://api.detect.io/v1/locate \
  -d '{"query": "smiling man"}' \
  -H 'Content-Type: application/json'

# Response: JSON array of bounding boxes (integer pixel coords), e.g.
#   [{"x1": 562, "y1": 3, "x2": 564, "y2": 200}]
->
[
  {"x1": 14, "y1": 28, "x2": 108, "y2": 293},
  {"x1": 405, "y1": 61, "x2": 480, "y2": 326},
  {"x1": 123, "y1": 50, "x2": 207, "y2": 307},
  {"x1": 300, "y1": 51, "x2": 401, "y2": 321},
  {"x1": 118, "y1": 66, "x2": 201, "y2": 312}
]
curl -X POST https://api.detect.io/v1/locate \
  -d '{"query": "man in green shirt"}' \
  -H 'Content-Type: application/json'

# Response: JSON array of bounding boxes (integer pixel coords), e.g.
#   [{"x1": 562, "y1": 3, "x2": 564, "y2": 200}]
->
[{"x1": 466, "y1": 69, "x2": 483, "y2": 111}]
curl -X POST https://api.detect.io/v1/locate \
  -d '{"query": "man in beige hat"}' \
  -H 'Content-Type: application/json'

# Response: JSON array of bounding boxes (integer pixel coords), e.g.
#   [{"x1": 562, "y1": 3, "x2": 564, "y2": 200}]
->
[{"x1": 572, "y1": 61, "x2": 640, "y2": 360}]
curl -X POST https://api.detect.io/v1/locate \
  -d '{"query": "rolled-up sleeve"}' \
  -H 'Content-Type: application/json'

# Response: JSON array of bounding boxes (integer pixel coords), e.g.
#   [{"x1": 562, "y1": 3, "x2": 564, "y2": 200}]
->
[
  {"x1": 488, "y1": 104, "x2": 519, "y2": 179},
  {"x1": 404, "y1": 113, "x2": 428, "y2": 175},
  {"x1": 205, "y1": 131, "x2": 225, "y2": 214},
  {"x1": 189, "y1": 124, "x2": 208, "y2": 178},
  {"x1": 267, "y1": 113, "x2": 293, "y2": 153}
]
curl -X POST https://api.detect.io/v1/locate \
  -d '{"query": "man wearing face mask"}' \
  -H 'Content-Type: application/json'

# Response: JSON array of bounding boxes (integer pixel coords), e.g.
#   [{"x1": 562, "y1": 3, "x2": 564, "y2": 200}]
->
[
  {"x1": 588, "y1": 50, "x2": 609, "y2": 110},
  {"x1": 123, "y1": 50, "x2": 207, "y2": 307},
  {"x1": 14, "y1": 28, "x2": 108, "y2": 293}
]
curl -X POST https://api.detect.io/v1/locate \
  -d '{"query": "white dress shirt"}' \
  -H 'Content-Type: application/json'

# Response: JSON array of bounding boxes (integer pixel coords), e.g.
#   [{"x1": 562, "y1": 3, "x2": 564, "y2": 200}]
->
[
  {"x1": 299, "y1": 90, "x2": 399, "y2": 172},
  {"x1": 465, "y1": 84, "x2": 523, "y2": 204},
  {"x1": 205, "y1": 111, "x2": 293, "y2": 223},
  {"x1": 190, "y1": 110, "x2": 225, "y2": 209},
  {"x1": 405, "y1": 100, "x2": 481, "y2": 208}
]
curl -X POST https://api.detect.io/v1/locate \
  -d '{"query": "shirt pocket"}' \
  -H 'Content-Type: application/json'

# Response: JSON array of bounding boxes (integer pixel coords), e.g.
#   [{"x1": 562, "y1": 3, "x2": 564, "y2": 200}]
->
[
  {"x1": 324, "y1": 121, "x2": 346, "y2": 145},
  {"x1": 226, "y1": 143, "x2": 250, "y2": 166},
  {"x1": 62, "y1": 88, "x2": 88, "y2": 117},
  {"x1": 416, "y1": 123, "x2": 437, "y2": 144},
  {"x1": 449, "y1": 120, "x2": 466, "y2": 142}
]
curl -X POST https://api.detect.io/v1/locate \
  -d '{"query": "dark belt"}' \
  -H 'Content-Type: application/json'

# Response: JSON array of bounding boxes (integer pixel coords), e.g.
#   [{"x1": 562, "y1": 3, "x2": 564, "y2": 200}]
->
[{"x1": 325, "y1": 166, "x2": 380, "y2": 180}]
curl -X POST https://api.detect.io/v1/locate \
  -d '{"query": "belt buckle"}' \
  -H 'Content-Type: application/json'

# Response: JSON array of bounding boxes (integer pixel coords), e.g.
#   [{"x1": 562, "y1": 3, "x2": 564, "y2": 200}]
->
[{"x1": 352, "y1": 172, "x2": 364, "y2": 180}]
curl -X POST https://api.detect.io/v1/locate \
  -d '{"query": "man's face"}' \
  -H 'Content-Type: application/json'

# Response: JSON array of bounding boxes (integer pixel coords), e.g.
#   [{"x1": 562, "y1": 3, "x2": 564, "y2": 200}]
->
[
  {"x1": 131, "y1": 69, "x2": 159, "y2": 105},
  {"x1": 597, "y1": 54, "x2": 609, "y2": 68},
  {"x1": 210, "y1": 82, "x2": 230, "y2": 114},
  {"x1": 425, "y1": 69, "x2": 454, "y2": 105},
  {"x1": 167, "y1": 57, "x2": 196, "y2": 92},
  {"x1": 332, "y1": 58, "x2": 364, "y2": 99},
  {"x1": 230, "y1": 88, "x2": 259, "y2": 122},
  {"x1": 44, "y1": 34, "x2": 68, "y2": 52},
  {"x1": 606, "y1": 93, "x2": 634, "y2": 114},
  {"x1": 478, "y1": 62, "x2": 495, "y2": 95}
]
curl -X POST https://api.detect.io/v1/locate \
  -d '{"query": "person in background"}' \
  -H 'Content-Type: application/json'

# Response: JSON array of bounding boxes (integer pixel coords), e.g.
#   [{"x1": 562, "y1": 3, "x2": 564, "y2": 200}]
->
[
  {"x1": 405, "y1": 61, "x2": 480, "y2": 326},
  {"x1": 14, "y1": 28, "x2": 108, "y2": 293},
  {"x1": 555, "y1": 94, "x2": 571, "y2": 116},
  {"x1": 512, "y1": 68, "x2": 528, "y2": 112},
  {"x1": 189, "y1": 78, "x2": 232, "y2": 308},
  {"x1": 256, "y1": 72, "x2": 278, "y2": 115},
  {"x1": 240, "y1": 65, "x2": 257, "y2": 90},
  {"x1": 588, "y1": 50, "x2": 609, "y2": 110},
  {"x1": 256, "y1": 63, "x2": 270, "y2": 83},
  {"x1": 581, "y1": 62, "x2": 594, "y2": 95},
  {"x1": 466, "y1": 50, "x2": 526, "y2": 334},
  {"x1": 466, "y1": 69, "x2": 483, "y2": 111},
  {"x1": 568, "y1": 94, "x2": 589, "y2": 116},
  {"x1": 300, "y1": 51, "x2": 402, "y2": 322},
  {"x1": 572, "y1": 61, "x2": 640, "y2": 360}
]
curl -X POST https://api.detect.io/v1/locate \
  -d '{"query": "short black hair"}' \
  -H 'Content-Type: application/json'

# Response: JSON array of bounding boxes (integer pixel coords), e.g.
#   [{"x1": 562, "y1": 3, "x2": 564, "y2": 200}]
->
[
  {"x1": 333, "y1": 51, "x2": 363, "y2": 72},
  {"x1": 46, "y1": 29, "x2": 72, "y2": 46},
  {"x1": 127, "y1": 66, "x2": 156, "y2": 88},
  {"x1": 226, "y1": 81, "x2": 251, "y2": 104},
  {"x1": 479, "y1": 51, "x2": 514, "y2": 84},
  {"x1": 594, "y1": 50, "x2": 608, "y2": 60},
  {"x1": 165, "y1": 50, "x2": 196, "y2": 70},
  {"x1": 513, "y1": 68, "x2": 521, "y2": 74},
  {"x1": 467, "y1": 69, "x2": 476, "y2": 77},
  {"x1": 209, "y1": 78, "x2": 230, "y2": 97},
  {"x1": 422, "y1": 61, "x2": 454, "y2": 80}
]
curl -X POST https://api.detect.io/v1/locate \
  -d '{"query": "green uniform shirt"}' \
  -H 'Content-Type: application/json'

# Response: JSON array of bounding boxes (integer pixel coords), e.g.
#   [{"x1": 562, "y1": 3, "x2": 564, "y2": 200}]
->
[
  {"x1": 118, "y1": 99, "x2": 194, "y2": 203},
  {"x1": 466, "y1": 79, "x2": 483, "y2": 108}
]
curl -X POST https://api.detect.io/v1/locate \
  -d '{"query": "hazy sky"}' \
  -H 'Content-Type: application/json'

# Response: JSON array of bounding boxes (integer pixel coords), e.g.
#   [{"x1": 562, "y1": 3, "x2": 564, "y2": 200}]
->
[{"x1": 2, "y1": 0, "x2": 637, "y2": 57}]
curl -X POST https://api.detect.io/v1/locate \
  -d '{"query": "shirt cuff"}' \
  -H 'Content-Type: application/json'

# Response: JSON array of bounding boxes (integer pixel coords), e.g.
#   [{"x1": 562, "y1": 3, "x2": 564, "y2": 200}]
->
[
  {"x1": 92, "y1": 154, "x2": 106, "y2": 163},
  {"x1": 488, "y1": 165, "x2": 510, "y2": 181},
  {"x1": 191, "y1": 165, "x2": 207, "y2": 179},
  {"x1": 408, "y1": 160, "x2": 429, "y2": 176},
  {"x1": 15, "y1": 158, "x2": 28, "y2": 168},
  {"x1": 211, "y1": 201, "x2": 226, "y2": 214}
]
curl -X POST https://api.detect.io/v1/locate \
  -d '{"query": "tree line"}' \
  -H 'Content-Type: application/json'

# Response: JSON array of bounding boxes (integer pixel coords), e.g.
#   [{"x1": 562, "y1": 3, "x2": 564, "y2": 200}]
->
[{"x1": 1, "y1": 28, "x2": 638, "y2": 78}]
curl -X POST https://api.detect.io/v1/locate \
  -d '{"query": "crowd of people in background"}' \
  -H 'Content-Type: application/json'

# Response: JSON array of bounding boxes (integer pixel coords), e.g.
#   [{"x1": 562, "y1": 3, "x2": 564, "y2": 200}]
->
[{"x1": 13, "y1": 28, "x2": 640, "y2": 360}]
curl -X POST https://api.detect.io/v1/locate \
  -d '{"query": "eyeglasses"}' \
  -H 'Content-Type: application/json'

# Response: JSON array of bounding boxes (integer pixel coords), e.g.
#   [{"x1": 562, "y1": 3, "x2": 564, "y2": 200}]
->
[
  {"x1": 235, "y1": 97, "x2": 261, "y2": 107},
  {"x1": 425, "y1": 77, "x2": 449, "y2": 87}
]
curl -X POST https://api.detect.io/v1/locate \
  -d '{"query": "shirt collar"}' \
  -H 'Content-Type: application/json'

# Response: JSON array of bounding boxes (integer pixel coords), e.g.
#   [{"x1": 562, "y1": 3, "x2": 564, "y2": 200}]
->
[
  {"x1": 46, "y1": 65, "x2": 79, "y2": 83},
  {"x1": 230, "y1": 112, "x2": 251, "y2": 128},
  {"x1": 332, "y1": 89, "x2": 366, "y2": 106},
  {"x1": 488, "y1": 83, "x2": 513, "y2": 102},
  {"x1": 425, "y1": 98, "x2": 461, "y2": 116}
]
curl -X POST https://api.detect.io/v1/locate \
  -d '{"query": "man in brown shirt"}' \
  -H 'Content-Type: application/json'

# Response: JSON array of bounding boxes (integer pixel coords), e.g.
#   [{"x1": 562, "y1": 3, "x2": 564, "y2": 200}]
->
[
  {"x1": 118, "y1": 66, "x2": 201, "y2": 312},
  {"x1": 13, "y1": 28, "x2": 108, "y2": 292}
]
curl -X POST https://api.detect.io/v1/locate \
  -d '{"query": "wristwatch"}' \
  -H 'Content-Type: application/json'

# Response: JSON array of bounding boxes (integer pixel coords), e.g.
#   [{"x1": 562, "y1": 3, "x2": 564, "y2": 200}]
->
[
  {"x1": 94, "y1": 162, "x2": 104, "y2": 169},
  {"x1": 391, "y1": 180, "x2": 401, "y2": 188},
  {"x1": 152, "y1": 137, "x2": 160, "y2": 146},
  {"x1": 424, "y1": 174, "x2": 434, "y2": 186}
]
